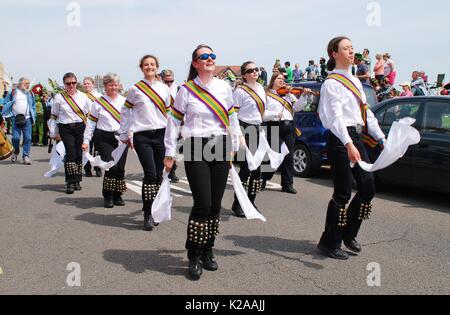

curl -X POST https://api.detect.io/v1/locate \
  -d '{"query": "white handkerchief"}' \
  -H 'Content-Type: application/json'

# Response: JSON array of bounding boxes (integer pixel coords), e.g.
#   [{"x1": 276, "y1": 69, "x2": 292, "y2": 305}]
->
[
  {"x1": 151, "y1": 171, "x2": 172, "y2": 224},
  {"x1": 230, "y1": 165, "x2": 267, "y2": 222}
]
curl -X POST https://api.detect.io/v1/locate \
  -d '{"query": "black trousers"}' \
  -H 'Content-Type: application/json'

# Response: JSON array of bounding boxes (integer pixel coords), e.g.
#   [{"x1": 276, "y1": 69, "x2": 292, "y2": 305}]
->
[
  {"x1": 133, "y1": 128, "x2": 166, "y2": 185},
  {"x1": 84, "y1": 140, "x2": 101, "y2": 173},
  {"x1": 58, "y1": 122, "x2": 85, "y2": 184},
  {"x1": 93, "y1": 129, "x2": 129, "y2": 195},
  {"x1": 262, "y1": 120, "x2": 295, "y2": 187},
  {"x1": 319, "y1": 129, "x2": 376, "y2": 249},
  {"x1": 184, "y1": 136, "x2": 230, "y2": 259}
]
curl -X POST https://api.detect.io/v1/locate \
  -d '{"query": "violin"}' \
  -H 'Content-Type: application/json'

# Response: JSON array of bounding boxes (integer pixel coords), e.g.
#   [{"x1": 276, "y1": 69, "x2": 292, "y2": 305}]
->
[{"x1": 276, "y1": 86, "x2": 320, "y2": 97}]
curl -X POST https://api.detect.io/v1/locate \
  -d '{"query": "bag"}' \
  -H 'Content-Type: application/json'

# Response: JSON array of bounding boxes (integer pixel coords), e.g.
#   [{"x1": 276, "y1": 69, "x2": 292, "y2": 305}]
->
[
  {"x1": 0, "y1": 128, "x2": 14, "y2": 160},
  {"x1": 15, "y1": 114, "x2": 26, "y2": 127}
]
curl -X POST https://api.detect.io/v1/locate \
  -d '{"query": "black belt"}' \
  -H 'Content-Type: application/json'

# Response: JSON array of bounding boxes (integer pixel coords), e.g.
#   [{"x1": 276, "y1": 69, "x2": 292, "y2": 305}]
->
[
  {"x1": 347, "y1": 125, "x2": 363, "y2": 135},
  {"x1": 267, "y1": 120, "x2": 293, "y2": 126}
]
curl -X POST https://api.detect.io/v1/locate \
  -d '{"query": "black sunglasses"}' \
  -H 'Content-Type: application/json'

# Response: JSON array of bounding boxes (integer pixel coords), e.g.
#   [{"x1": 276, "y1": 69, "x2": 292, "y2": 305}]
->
[
  {"x1": 164, "y1": 80, "x2": 174, "y2": 84},
  {"x1": 65, "y1": 81, "x2": 77, "y2": 85},
  {"x1": 197, "y1": 53, "x2": 217, "y2": 61},
  {"x1": 245, "y1": 67, "x2": 259, "y2": 75}
]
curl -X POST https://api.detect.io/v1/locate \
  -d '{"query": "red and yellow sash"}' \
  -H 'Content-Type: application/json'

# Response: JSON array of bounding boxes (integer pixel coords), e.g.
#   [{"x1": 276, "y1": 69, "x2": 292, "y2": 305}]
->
[
  {"x1": 239, "y1": 85, "x2": 265, "y2": 118},
  {"x1": 61, "y1": 91, "x2": 86, "y2": 124},
  {"x1": 95, "y1": 96, "x2": 121, "y2": 124},
  {"x1": 326, "y1": 73, "x2": 379, "y2": 148},
  {"x1": 85, "y1": 92, "x2": 98, "y2": 102},
  {"x1": 135, "y1": 81, "x2": 167, "y2": 117},
  {"x1": 183, "y1": 80, "x2": 230, "y2": 129},
  {"x1": 267, "y1": 92, "x2": 293, "y2": 116}
]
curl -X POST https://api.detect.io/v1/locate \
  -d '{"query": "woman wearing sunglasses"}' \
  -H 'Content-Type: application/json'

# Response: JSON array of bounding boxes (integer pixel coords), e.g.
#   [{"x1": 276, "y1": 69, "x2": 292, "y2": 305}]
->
[
  {"x1": 231, "y1": 61, "x2": 266, "y2": 217},
  {"x1": 118, "y1": 55, "x2": 172, "y2": 231},
  {"x1": 164, "y1": 44, "x2": 243, "y2": 280},
  {"x1": 48, "y1": 72, "x2": 91, "y2": 194},
  {"x1": 261, "y1": 73, "x2": 305, "y2": 194}
]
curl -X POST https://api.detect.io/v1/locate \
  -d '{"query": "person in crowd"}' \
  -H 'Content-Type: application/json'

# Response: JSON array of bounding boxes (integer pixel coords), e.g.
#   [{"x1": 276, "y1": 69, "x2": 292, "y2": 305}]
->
[
  {"x1": 119, "y1": 55, "x2": 172, "y2": 231},
  {"x1": 231, "y1": 61, "x2": 266, "y2": 218},
  {"x1": 411, "y1": 71, "x2": 429, "y2": 96},
  {"x1": 399, "y1": 82, "x2": 414, "y2": 97},
  {"x1": 319, "y1": 57, "x2": 328, "y2": 78},
  {"x1": 303, "y1": 60, "x2": 319, "y2": 80},
  {"x1": 164, "y1": 44, "x2": 244, "y2": 280},
  {"x1": 383, "y1": 53, "x2": 397, "y2": 85},
  {"x1": 83, "y1": 76, "x2": 103, "y2": 178},
  {"x1": 285, "y1": 61, "x2": 293, "y2": 83},
  {"x1": 48, "y1": 73, "x2": 91, "y2": 194},
  {"x1": 293, "y1": 64, "x2": 303, "y2": 82},
  {"x1": 373, "y1": 54, "x2": 385, "y2": 84},
  {"x1": 317, "y1": 36, "x2": 386, "y2": 260},
  {"x1": 82, "y1": 73, "x2": 128, "y2": 208},
  {"x1": 161, "y1": 69, "x2": 180, "y2": 183},
  {"x1": 2, "y1": 77, "x2": 36, "y2": 165},
  {"x1": 259, "y1": 67, "x2": 268, "y2": 86},
  {"x1": 355, "y1": 53, "x2": 370, "y2": 84}
]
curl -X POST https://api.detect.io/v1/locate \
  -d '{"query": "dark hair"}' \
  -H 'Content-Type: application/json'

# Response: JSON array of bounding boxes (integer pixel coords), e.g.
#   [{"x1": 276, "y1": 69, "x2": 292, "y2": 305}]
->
[
  {"x1": 364, "y1": 48, "x2": 370, "y2": 54},
  {"x1": 187, "y1": 44, "x2": 213, "y2": 81},
  {"x1": 285, "y1": 61, "x2": 290, "y2": 67},
  {"x1": 139, "y1": 55, "x2": 160, "y2": 69},
  {"x1": 267, "y1": 73, "x2": 284, "y2": 90},
  {"x1": 63, "y1": 72, "x2": 77, "y2": 83},
  {"x1": 326, "y1": 36, "x2": 350, "y2": 71},
  {"x1": 308, "y1": 60, "x2": 314, "y2": 66},
  {"x1": 240, "y1": 61, "x2": 255, "y2": 83}
]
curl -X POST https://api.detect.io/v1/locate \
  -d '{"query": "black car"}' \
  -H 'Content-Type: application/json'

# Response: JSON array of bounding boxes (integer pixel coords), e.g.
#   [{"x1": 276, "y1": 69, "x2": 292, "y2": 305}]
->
[{"x1": 371, "y1": 96, "x2": 450, "y2": 193}]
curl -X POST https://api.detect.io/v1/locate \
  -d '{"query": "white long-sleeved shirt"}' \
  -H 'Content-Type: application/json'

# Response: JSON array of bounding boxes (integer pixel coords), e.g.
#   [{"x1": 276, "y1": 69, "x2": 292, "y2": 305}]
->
[
  {"x1": 318, "y1": 69, "x2": 385, "y2": 145},
  {"x1": 49, "y1": 91, "x2": 90, "y2": 137},
  {"x1": 85, "y1": 90, "x2": 102, "y2": 113},
  {"x1": 83, "y1": 94, "x2": 125, "y2": 144},
  {"x1": 165, "y1": 76, "x2": 242, "y2": 157},
  {"x1": 118, "y1": 79, "x2": 171, "y2": 141},
  {"x1": 233, "y1": 82, "x2": 266, "y2": 125},
  {"x1": 263, "y1": 90, "x2": 302, "y2": 122}
]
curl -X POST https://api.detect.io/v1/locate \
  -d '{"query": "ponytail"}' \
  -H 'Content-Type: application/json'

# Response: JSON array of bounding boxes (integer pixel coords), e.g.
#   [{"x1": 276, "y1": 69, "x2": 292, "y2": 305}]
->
[{"x1": 326, "y1": 36, "x2": 350, "y2": 72}]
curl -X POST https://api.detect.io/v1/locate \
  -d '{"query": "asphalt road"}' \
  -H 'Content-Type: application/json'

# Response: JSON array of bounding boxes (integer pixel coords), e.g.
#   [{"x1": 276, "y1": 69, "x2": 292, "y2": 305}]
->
[{"x1": 0, "y1": 146, "x2": 449, "y2": 295}]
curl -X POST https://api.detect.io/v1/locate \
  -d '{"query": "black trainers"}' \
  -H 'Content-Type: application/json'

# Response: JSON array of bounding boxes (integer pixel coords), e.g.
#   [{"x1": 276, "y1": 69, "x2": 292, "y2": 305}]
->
[
  {"x1": 74, "y1": 182, "x2": 81, "y2": 191},
  {"x1": 143, "y1": 215, "x2": 155, "y2": 231},
  {"x1": 113, "y1": 195, "x2": 125, "y2": 206},
  {"x1": 344, "y1": 238, "x2": 362, "y2": 253},
  {"x1": 169, "y1": 173, "x2": 180, "y2": 183},
  {"x1": 317, "y1": 243, "x2": 349, "y2": 260},
  {"x1": 66, "y1": 184, "x2": 75, "y2": 194},
  {"x1": 201, "y1": 251, "x2": 218, "y2": 271},
  {"x1": 282, "y1": 185, "x2": 297, "y2": 194},
  {"x1": 231, "y1": 200, "x2": 246, "y2": 218},
  {"x1": 188, "y1": 257, "x2": 203, "y2": 280}
]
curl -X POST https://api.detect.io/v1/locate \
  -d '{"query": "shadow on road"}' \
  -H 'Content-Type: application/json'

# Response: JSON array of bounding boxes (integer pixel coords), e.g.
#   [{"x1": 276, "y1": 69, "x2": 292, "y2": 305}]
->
[
  {"x1": 54, "y1": 196, "x2": 105, "y2": 209},
  {"x1": 302, "y1": 168, "x2": 450, "y2": 214},
  {"x1": 224, "y1": 235, "x2": 326, "y2": 270},
  {"x1": 22, "y1": 184, "x2": 66, "y2": 193},
  {"x1": 75, "y1": 210, "x2": 143, "y2": 230}
]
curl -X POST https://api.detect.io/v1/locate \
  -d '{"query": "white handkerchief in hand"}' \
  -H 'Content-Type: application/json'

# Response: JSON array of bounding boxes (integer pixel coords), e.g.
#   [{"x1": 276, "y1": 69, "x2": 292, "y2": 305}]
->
[
  {"x1": 245, "y1": 131, "x2": 270, "y2": 171},
  {"x1": 151, "y1": 171, "x2": 172, "y2": 223},
  {"x1": 230, "y1": 165, "x2": 267, "y2": 222},
  {"x1": 44, "y1": 142, "x2": 65, "y2": 177},
  {"x1": 357, "y1": 117, "x2": 421, "y2": 172}
]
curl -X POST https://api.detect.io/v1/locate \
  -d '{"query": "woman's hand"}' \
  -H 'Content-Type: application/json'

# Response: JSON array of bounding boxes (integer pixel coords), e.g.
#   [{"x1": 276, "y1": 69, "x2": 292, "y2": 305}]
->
[
  {"x1": 345, "y1": 142, "x2": 361, "y2": 163},
  {"x1": 82, "y1": 143, "x2": 89, "y2": 152},
  {"x1": 164, "y1": 156, "x2": 175, "y2": 171},
  {"x1": 121, "y1": 138, "x2": 134, "y2": 150},
  {"x1": 52, "y1": 134, "x2": 61, "y2": 142},
  {"x1": 277, "y1": 112, "x2": 283, "y2": 121},
  {"x1": 239, "y1": 135, "x2": 246, "y2": 149},
  {"x1": 302, "y1": 88, "x2": 313, "y2": 95}
]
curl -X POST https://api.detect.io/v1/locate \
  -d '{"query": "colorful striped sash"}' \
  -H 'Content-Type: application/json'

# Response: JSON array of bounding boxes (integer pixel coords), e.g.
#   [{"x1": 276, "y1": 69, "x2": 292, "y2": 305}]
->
[
  {"x1": 170, "y1": 95, "x2": 175, "y2": 109},
  {"x1": 267, "y1": 92, "x2": 293, "y2": 116},
  {"x1": 61, "y1": 91, "x2": 86, "y2": 124},
  {"x1": 239, "y1": 85, "x2": 265, "y2": 118},
  {"x1": 85, "y1": 92, "x2": 98, "y2": 102},
  {"x1": 135, "y1": 81, "x2": 167, "y2": 117},
  {"x1": 95, "y1": 96, "x2": 121, "y2": 124},
  {"x1": 326, "y1": 73, "x2": 378, "y2": 147},
  {"x1": 183, "y1": 80, "x2": 230, "y2": 129}
]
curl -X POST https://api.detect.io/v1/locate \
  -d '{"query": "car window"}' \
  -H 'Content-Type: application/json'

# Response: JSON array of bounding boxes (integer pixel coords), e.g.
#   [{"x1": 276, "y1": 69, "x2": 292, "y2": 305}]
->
[
  {"x1": 301, "y1": 93, "x2": 320, "y2": 112},
  {"x1": 376, "y1": 101, "x2": 421, "y2": 127},
  {"x1": 423, "y1": 101, "x2": 450, "y2": 132}
]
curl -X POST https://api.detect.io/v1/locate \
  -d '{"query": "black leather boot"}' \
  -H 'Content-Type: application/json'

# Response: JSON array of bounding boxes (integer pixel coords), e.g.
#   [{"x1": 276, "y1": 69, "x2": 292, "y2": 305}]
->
[
  {"x1": 201, "y1": 248, "x2": 218, "y2": 271},
  {"x1": 113, "y1": 193, "x2": 125, "y2": 206},
  {"x1": 66, "y1": 183, "x2": 75, "y2": 194},
  {"x1": 143, "y1": 208, "x2": 155, "y2": 231},
  {"x1": 231, "y1": 198, "x2": 246, "y2": 218},
  {"x1": 188, "y1": 256, "x2": 203, "y2": 280},
  {"x1": 103, "y1": 190, "x2": 114, "y2": 208}
]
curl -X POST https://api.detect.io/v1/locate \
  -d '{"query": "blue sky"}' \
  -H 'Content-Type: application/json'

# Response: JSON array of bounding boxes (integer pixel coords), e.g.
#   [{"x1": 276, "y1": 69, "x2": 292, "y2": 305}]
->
[{"x1": 1, "y1": 0, "x2": 449, "y2": 89}]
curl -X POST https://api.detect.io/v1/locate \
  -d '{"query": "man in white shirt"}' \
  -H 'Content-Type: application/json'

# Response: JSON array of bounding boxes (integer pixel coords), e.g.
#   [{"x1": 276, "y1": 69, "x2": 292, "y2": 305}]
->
[
  {"x1": 161, "y1": 69, "x2": 180, "y2": 183},
  {"x1": 1, "y1": 77, "x2": 36, "y2": 164}
]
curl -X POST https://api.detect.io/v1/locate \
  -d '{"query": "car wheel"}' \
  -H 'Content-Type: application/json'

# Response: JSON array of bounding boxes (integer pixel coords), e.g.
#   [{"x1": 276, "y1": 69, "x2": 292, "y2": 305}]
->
[{"x1": 293, "y1": 144, "x2": 313, "y2": 177}]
